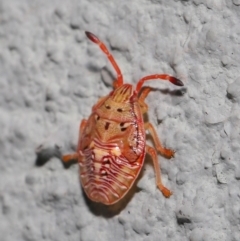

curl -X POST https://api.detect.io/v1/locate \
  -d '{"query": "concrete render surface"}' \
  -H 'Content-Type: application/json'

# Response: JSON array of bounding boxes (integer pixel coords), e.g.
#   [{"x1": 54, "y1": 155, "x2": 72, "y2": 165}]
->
[{"x1": 0, "y1": 0, "x2": 240, "y2": 241}]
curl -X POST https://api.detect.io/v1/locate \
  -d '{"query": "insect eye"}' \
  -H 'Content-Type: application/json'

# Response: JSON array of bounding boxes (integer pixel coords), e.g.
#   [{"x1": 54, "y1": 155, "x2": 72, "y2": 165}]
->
[
  {"x1": 105, "y1": 105, "x2": 111, "y2": 109},
  {"x1": 117, "y1": 108, "x2": 123, "y2": 112}
]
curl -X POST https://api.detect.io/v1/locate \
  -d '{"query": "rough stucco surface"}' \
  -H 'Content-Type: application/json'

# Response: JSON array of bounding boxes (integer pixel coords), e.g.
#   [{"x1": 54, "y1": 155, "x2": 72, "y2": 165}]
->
[{"x1": 0, "y1": 0, "x2": 240, "y2": 240}]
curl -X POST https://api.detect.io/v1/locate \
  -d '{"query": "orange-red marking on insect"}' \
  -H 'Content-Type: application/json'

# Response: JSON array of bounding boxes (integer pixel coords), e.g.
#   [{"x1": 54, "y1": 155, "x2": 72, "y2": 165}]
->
[{"x1": 62, "y1": 31, "x2": 184, "y2": 205}]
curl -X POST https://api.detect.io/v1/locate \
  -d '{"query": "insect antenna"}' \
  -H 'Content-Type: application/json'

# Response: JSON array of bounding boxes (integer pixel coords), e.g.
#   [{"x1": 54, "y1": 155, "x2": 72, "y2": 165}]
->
[
  {"x1": 85, "y1": 31, "x2": 123, "y2": 88},
  {"x1": 136, "y1": 74, "x2": 183, "y2": 92}
]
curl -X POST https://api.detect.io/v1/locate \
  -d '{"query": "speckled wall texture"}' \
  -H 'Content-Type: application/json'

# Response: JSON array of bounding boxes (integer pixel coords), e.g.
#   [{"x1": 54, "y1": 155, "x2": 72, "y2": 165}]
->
[{"x1": 0, "y1": 0, "x2": 240, "y2": 241}]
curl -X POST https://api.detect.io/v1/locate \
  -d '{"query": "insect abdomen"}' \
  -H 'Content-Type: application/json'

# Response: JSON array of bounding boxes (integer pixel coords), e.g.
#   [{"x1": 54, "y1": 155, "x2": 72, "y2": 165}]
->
[{"x1": 79, "y1": 140, "x2": 143, "y2": 205}]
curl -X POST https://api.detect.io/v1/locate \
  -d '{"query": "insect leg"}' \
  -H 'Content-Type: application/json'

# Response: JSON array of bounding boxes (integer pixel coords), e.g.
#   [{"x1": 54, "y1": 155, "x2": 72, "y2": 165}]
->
[
  {"x1": 145, "y1": 122, "x2": 175, "y2": 159},
  {"x1": 62, "y1": 153, "x2": 79, "y2": 163},
  {"x1": 85, "y1": 31, "x2": 123, "y2": 88},
  {"x1": 62, "y1": 119, "x2": 87, "y2": 164},
  {"x1": 80, "y1": 119, "x2": 87, "y2": 134},
  {"x1": 136, "y1": 74, "x2": 183, "y2": 92},
  {"x1": 138, "y1": 87, "x2": 152, "y2": 114},
  {"x1": 146, "y1": 145, "x2": 172, "y2": 198}
]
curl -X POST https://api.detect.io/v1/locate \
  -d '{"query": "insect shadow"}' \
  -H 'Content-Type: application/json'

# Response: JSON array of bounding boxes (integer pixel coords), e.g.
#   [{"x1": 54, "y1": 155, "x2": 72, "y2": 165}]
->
[
  {"x1": 147, "y1": 86, "x2": 187, "y2": 97},
  {"x1": 35, "y1": 145, "x2": 61, "y2": 166},
  {"x1": 35, "y1": 145, "x2": 76, "y2": 168}
]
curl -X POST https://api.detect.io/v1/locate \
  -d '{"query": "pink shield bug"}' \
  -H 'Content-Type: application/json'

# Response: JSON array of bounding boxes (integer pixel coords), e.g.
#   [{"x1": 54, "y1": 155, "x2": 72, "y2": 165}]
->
[{"x1": 62, "y1": 31, "x2": 184, "y2": 205}]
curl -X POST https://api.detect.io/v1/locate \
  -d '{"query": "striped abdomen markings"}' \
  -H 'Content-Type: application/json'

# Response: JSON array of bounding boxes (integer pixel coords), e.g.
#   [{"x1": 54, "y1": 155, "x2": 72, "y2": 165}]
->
[{"x1": 79, "y1": 139, "x2": 143, "y2": 204}]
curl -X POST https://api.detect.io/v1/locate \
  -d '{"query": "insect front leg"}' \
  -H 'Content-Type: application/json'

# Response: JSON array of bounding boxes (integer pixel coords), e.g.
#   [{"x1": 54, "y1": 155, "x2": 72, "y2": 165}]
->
[
  {"x1": 138, "y1": 87, "x2": 152, "y2": 114},
  {"x1": 62, "y1": 119, "x2": 87, "y2": 164},
  {"x1": 144, "y1": 122, "x2": 175, "y2": 158},
  {"x1": 146, "y1": 145, "x2": 172, "y2": 198}
]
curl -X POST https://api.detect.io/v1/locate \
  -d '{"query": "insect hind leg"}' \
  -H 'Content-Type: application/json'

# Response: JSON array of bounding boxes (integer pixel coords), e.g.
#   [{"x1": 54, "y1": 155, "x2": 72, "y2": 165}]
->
[
  {"x1": 62, "y1": 153, "x2": 78, "y2": 163},
  {"x1": 62, "y1": 119, "x2": 87, "y2": 165}
]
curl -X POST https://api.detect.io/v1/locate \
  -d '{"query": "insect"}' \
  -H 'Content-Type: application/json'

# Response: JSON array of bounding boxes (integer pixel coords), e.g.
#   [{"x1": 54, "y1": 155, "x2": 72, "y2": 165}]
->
[{"x1": 62, "y1": 31, "x2": 184, "y2": 205}]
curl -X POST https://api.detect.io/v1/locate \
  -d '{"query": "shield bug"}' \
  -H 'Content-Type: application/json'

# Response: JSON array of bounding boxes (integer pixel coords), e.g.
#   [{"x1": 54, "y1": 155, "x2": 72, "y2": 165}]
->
[{"x1": 62, "y1": 31, "x2": 184, "y2": 205}]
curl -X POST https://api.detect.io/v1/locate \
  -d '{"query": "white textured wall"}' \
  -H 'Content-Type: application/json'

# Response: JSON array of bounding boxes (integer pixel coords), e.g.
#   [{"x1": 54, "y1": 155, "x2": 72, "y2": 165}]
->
[{"x1": 1, "y1": 1, "x2": 240, "y2": 240}]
